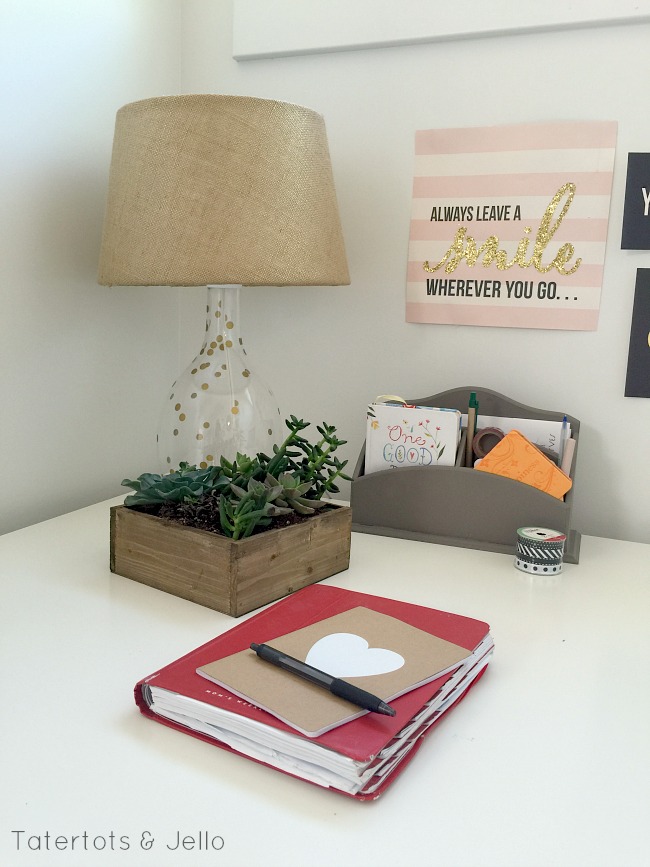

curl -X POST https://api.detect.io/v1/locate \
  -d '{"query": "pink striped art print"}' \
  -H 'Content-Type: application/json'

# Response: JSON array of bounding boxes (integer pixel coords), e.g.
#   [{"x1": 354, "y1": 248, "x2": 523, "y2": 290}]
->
[{"x1": 406, "y1": 121, "x2": 617, "y2": 330}]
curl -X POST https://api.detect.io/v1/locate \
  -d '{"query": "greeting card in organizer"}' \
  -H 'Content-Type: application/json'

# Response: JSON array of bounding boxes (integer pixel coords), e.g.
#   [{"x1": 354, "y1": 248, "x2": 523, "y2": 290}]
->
[{"x1": 365, "y1": 402, "x2": 461, "y2": 473}]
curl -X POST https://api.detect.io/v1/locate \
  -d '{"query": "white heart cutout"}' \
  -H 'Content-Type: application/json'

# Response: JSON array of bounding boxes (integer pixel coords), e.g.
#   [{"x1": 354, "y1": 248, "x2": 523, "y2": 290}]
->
[{"x1": 305, "y1": 632, "x2": 405, "y2": 678}]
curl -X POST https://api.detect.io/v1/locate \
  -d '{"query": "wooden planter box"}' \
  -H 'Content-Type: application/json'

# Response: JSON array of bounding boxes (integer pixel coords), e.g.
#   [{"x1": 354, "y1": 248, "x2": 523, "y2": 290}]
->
[{"x1": 110, "y1": 504, "x2": 352, "y2": 617}]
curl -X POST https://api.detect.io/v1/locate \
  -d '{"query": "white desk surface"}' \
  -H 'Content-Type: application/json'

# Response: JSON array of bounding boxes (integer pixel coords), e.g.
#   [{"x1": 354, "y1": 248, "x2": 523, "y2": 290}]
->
[{"x1": 1, "y1": 498, "x2": 648, "y2": 867}]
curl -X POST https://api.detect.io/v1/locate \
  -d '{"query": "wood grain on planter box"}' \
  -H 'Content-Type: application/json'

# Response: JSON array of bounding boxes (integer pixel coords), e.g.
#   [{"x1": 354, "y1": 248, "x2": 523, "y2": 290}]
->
[{"x1": 110, "y1": 504, "x2": 351, "y2": 617}]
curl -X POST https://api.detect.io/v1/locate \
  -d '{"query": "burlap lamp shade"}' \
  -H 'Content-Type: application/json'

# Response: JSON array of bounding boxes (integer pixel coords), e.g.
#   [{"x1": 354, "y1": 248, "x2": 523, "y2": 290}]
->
[
  {"x1": 97, "y1": 94, "x2": 350, "y2": 287},
  {"x1": 97, "y1": 95, "x2": 349, "y2": 469}
]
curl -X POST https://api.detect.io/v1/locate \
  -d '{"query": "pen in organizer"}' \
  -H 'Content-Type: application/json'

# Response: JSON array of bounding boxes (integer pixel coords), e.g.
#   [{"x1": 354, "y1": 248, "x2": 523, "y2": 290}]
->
[
  {"x1": 465, "y1": 391, "x2": 479, "y2": 467},
  {"x1": 249, "y1": 643, "x2": 397, "y2": 717}
]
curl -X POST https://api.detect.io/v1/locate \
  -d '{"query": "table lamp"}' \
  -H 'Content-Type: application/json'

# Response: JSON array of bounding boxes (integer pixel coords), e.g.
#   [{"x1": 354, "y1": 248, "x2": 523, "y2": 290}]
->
[{"x1": 98, "y1": 94, "x2": 349, "y2": 469}]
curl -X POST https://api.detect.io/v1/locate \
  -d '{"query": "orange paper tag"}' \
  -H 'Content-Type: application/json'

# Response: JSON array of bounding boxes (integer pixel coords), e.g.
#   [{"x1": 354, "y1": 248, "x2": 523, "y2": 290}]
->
[{"x1": 475, "y1": 429, "x2": 572, "y2": 499}]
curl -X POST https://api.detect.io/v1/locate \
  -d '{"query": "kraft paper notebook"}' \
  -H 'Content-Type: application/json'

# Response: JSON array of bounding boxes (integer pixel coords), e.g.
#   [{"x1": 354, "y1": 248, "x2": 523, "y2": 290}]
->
[
  {"x1": 198, "y1": 607, "x2": 471, "y2": 737},
  {"x1": 135, "y1": 585, "x2": 493, "y2": 800}
]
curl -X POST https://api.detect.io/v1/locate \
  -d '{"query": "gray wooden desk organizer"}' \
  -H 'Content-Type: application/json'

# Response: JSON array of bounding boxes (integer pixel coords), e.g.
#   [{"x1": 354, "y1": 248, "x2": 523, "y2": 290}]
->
[{"x1": 351, "y1": 386, "x2": 581, "y2": 563}]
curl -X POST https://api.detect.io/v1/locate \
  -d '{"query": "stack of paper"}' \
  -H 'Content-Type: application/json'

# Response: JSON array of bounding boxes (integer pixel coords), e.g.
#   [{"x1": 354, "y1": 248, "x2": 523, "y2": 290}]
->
[
  {"x1": 135, "y1": 585, "x2": 493, "y2": 800},
  {"x1": 460, "y1": 412, "x2": 571, "y2": 462}
]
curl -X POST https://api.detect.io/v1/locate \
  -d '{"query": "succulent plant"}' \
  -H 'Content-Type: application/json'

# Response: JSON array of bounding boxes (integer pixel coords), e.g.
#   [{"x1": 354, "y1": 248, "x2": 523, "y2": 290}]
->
[
  {"x1": 266, "y1": 417, "x2": 351, "y2": 499},
  {"x1": 265, "y1": 472, "x2": 328, "y2": 516},
  {"x1": 122, "y1": 462, "x2": 229, "y2": 508},
  {"x1": 220, "y1": 478, "x2": 287, "y2": 540},
  {"x1": 221, "y1": 471, "x2": 330, "y2": 540},
  {"x1": 121, "y1": 417, "x2": 351, "y2": 539}
]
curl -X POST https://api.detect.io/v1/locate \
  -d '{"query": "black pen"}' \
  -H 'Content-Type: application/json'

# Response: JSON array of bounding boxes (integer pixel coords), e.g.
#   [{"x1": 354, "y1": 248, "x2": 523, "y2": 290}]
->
[{"x1": 250, "y1": 642, "x2": 396, "y2": 717}]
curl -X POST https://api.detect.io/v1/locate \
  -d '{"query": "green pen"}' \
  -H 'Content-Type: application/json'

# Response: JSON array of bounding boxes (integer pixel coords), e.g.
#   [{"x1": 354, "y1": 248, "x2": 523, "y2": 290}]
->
[{"x1": 465, "y1": 391, "x2": 479, "y2": 467}]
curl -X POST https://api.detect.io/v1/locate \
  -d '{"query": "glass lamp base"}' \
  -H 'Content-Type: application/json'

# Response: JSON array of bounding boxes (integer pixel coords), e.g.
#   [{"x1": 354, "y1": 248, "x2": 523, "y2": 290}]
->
[{"x1": 157, "y1": 285, "x2": 281, "y2": 470}]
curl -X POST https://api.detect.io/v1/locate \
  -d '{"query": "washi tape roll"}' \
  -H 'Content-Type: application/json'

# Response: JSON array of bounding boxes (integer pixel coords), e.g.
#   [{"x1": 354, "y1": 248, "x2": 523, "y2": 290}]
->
[
  {"x1": 515, "y1": 527, "x2": 566, "y2": 575},
  {"x1": 472, "y1": 426, "x2": 504, "y2": 458}
]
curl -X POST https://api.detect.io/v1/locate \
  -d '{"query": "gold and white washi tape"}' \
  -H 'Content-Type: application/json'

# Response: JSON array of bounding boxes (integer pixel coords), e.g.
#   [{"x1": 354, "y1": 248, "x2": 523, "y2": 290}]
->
[{"x1": 515, "y1": 527, "x2": 566, "y2": 575}]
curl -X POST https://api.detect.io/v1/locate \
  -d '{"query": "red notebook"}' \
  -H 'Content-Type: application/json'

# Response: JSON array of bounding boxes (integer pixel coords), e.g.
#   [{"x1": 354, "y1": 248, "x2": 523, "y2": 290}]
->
[{"x1": 135, "y1": 584, "x2": 492, "y2": 800}]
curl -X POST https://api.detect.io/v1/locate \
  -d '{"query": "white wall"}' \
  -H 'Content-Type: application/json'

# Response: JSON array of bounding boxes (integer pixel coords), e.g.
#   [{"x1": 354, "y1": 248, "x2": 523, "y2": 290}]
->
[
  {"x1": 0, "y1": 1, "x2": 182, "y2": 534},
  {"x1": 181, "y1": 1, "x2": 650, "y2": 544},
  {"x1": 2, "y1": 1, "x2": 648, "y2": 546}
]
